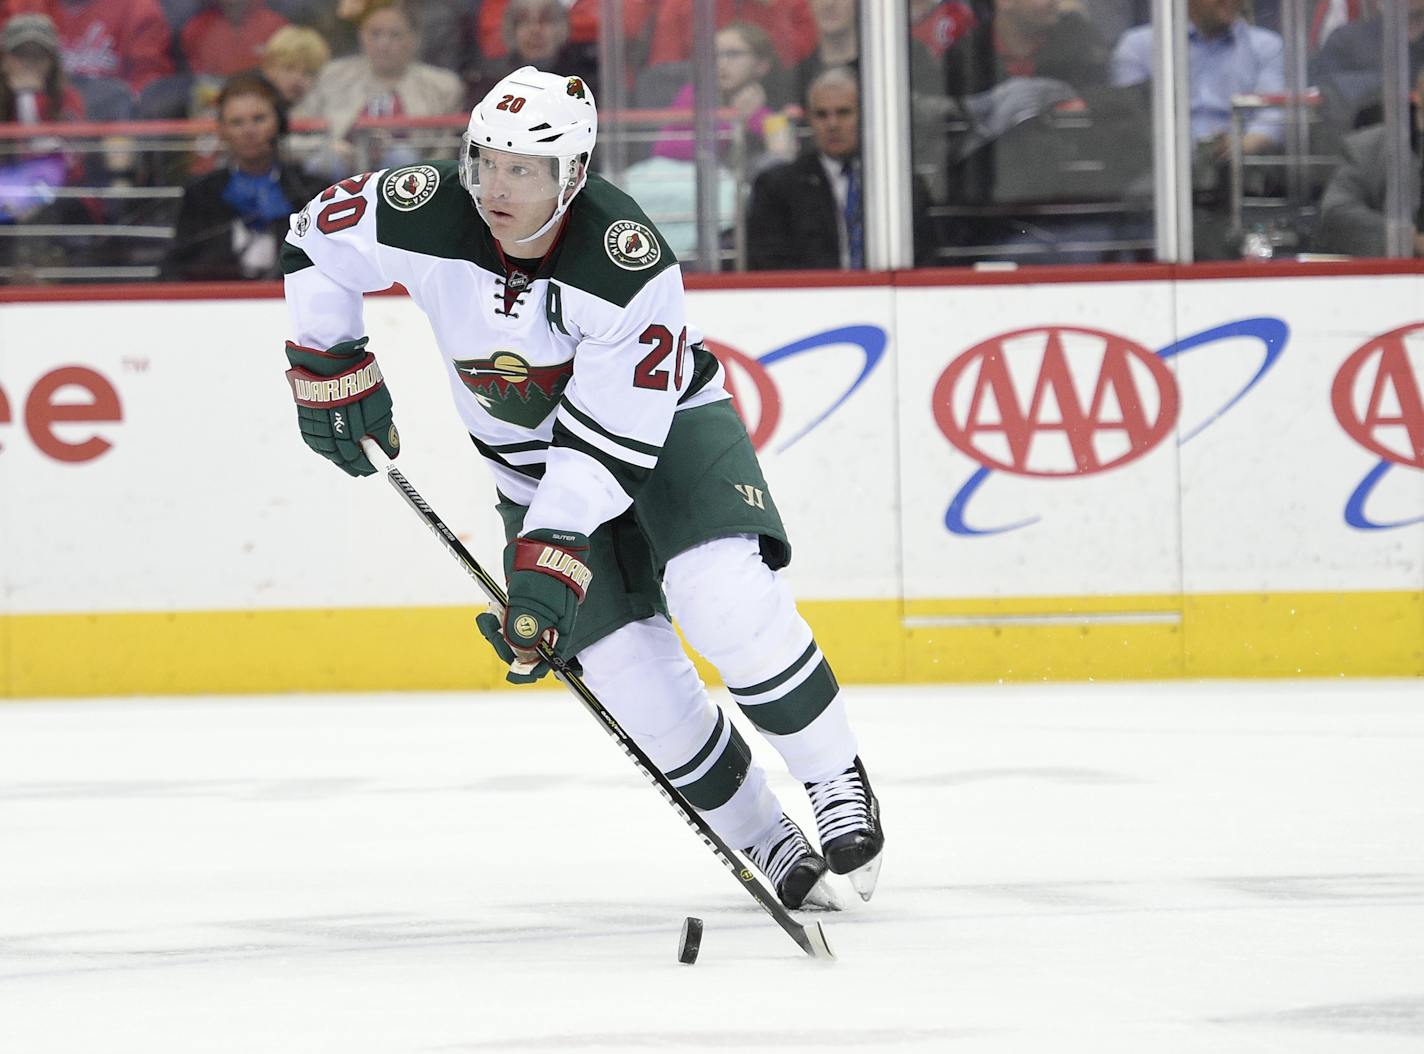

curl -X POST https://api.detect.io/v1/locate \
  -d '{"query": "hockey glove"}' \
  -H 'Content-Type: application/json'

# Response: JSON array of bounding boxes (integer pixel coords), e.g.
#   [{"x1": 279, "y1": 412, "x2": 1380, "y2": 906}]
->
[
  {"x1": 494, "y1": 529, "x2": 592, "y2": 681},
  {"x1": 474, "y1": 609, "x2": 582, "y2": 684},
  {"x1": 284, "y1": 336, "x2": 399, "y2": 477}
]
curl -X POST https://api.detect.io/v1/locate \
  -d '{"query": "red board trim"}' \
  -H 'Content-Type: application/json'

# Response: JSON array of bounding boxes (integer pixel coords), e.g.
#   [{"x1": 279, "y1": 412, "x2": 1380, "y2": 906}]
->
[{"x1": 2, "y1": 261, "x2": 1421, "y2": 304}]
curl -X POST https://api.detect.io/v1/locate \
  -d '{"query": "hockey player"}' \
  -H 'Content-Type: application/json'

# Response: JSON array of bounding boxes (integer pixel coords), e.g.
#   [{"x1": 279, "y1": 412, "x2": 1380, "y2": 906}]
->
[{"x1": 280, "y1": 67, "x2": 883, "y2": 908}]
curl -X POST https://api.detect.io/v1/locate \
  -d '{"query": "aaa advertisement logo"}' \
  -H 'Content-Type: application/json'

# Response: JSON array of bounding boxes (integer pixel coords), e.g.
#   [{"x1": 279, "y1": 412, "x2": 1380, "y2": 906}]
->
[
  {"x1": 1331, "y1": 322, "x2": 1424, "y2": 530},
  {"x1": 934, "y1": 326, "x2": 1178, "y2": 477},
  {"x1": 931, "y1": 319, "x2": 1289, "y2": 535}
]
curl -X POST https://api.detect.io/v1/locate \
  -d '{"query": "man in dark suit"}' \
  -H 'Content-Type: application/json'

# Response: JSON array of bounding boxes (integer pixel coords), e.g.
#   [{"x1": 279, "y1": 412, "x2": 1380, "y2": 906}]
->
[{"x1": 747, "y1": 66, "x2": 935, "y2": 270}]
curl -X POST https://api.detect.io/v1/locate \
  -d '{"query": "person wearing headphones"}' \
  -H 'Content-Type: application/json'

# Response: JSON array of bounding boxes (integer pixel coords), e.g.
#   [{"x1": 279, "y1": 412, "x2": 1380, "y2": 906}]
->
[{"x1": 165, "y1": 70, "x2": 325, "y2": 280}]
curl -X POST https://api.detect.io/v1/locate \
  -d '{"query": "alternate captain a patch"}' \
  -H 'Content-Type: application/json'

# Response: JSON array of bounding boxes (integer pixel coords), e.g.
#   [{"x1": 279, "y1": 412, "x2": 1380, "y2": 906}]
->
[
  {"x1": 455, "y1": 352, "x2": 573, "y2": 428},
  {"x1": 604, "y1": 220, "x2": 662, "y2": 271},
  {"x1": 382, "y1": 165, "x2": 440, "y2": 211}
]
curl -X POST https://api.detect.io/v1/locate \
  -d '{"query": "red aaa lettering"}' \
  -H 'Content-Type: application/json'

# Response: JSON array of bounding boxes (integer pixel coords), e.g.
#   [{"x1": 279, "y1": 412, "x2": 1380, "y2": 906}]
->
[{"x1": 936, "y1": 326, "x2": 1178, "y2": 477}]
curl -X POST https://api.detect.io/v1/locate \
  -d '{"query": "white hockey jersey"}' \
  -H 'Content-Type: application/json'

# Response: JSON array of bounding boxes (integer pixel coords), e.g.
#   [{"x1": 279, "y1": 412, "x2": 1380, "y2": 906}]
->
[{"x1": 282, "y1": 161, "x2": 728, "y2": 536}]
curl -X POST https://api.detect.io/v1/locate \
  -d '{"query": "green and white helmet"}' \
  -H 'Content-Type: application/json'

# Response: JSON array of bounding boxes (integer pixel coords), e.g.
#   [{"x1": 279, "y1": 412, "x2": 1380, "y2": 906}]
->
[{"x1": 459, "y1": 65, "x2": 598, "y2": 243}]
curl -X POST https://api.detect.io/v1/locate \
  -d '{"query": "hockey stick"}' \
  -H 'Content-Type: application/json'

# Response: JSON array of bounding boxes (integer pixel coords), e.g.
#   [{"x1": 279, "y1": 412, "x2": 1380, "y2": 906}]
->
[{"x1": 358, "y1": 439, "x2": 834, "y2": 961}]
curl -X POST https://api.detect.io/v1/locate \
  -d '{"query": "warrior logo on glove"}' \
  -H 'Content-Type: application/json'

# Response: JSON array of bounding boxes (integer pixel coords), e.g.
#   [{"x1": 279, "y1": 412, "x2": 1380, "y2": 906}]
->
[
  {"x1": 288, "y1": 359, "x2": 384, "y2": 406},
  {"x1": 283, "y1": 337, "x2": 399, "y2": 477},
  {"x1": 529, "y1": 544, "x2": 592, "y2": 593}
]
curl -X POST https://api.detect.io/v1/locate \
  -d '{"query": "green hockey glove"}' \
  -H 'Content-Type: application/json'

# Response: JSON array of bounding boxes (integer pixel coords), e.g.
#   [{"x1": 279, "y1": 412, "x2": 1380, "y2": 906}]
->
[
  {"x1": 284, "y1": 336, "x2": 399, "y2": 476},
  {"x1": 475, "y1": 609, "x2": 582, "y2": 684},
  {"x1": 498, "y1": 529, "x2": 592, "y2": 679}
]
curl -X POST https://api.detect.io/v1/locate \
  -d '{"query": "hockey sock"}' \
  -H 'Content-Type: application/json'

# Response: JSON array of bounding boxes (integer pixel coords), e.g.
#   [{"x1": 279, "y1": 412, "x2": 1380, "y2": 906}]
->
[
  {"x1": 664, "y1": 535, "x2": 858, "y2": 783},
  {"x1": 576, "y1": 615, "x2": 781, "y2": 848}
]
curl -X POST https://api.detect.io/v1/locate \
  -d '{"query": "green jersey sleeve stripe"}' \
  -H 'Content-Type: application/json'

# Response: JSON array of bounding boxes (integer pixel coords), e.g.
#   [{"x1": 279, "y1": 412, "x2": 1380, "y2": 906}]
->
[
  {"x1": 470, "y1": 435, "x2": 546, "y2": 479},
  {"x1": 281, "y1": 241, "x2": 315, "y2": 275},
  {"x1": 555, "y1": 403, "x2": 660, "y2": 469},
  {"x1": 486, "y1": 438, "x2": 551, "y2": 454},
  {"x1": 550, "y1": 420, "x2": 651, "y2": 496},
  {"x1": 559, "y1": 399, "x2": 664, "y2": 458}
]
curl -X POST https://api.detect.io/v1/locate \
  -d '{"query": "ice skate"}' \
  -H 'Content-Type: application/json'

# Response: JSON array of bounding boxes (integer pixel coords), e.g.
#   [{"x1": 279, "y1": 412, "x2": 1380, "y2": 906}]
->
[
  {"x1": 806, "y1": 756, "x2": 884, "y2": 901},
  {"x1": 742, "y1": 813, "x2": 843, "y2": 911}
]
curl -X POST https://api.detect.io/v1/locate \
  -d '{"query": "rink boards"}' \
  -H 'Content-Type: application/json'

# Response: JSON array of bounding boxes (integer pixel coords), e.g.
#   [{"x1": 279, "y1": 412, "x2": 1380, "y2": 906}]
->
[{"x1": 1, "y1": 264, "x2": 1422, "y2": 695}]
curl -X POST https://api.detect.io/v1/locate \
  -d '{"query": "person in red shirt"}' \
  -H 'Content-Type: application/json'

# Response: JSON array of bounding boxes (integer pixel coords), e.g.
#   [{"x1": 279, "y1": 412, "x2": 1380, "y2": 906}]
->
[
  {"x1": 645, "y1": 0, "x2": 817, "y2": 70},
  {"x1": 911, "y1": 0, "x2": 977, "y2": 59},
  {"x1": 6, "y1": 0, "x2": 173, "y2": 96},
  {"x1": 181, "y1": 0, "x2": 288, "y2": 79}
]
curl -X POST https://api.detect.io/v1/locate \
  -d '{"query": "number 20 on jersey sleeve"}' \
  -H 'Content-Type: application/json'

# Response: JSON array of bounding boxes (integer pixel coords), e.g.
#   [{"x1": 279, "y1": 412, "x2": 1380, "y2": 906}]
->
[
  {"x1": 634, "y1": 324, "x2": 688, "y2": 392},
  {"x1": 315, "y1": 173, "x2": 374, "y2": 234}
]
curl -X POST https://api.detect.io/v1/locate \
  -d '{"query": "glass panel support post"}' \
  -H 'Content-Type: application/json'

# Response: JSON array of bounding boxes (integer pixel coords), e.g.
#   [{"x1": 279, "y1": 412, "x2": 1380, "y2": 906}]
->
[
  {"x1": 1381, "y1": 0, "x2": 1414, "y2": 258},
  {"x1": 692, "y1": 0, "x2": 720, "y2": 273},
  {"x1": 1152, "y1": 0, "x2": 1192, "y2": 261},
  {"x1": 860, "y1": 0, "x2": 913, "y2": 270},
  {"x1": 597, "y1": 0, "x2": 629, "y2": 183}
]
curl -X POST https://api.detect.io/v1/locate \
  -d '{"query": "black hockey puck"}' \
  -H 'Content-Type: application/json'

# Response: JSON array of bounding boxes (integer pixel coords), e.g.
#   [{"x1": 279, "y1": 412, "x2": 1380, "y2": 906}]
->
[{"x1": 677, "y1": 916, "x2": 703, "y2": 964}]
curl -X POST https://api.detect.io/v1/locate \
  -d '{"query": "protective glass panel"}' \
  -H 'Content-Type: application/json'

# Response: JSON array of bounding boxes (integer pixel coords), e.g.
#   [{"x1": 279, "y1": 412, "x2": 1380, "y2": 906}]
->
[
  {"x1": 1309, "y1": 0, "x2": 1423, "y2": 260},
  {"x1": 909, "y1": 0, "x2": 1158, "y2": 267},
  {"x1": 596, "y1": 0, "x2": 864, "y2": 273},
  {"x1": 1189, "y1": 0, "x2": 1389, "y2": 261}
]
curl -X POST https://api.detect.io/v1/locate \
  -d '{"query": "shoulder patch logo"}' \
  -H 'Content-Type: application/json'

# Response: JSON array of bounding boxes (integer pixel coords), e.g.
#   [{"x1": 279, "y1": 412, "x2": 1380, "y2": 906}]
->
[
  {"x1": 382, "y1": 165, "x2": 440, "y2": 211},
  {"x1": 604, "y1": 220, "x2": 662, "y2": 271},
  {"x1": 293, "y1": 205, "x2": 311, "y2": 237}
]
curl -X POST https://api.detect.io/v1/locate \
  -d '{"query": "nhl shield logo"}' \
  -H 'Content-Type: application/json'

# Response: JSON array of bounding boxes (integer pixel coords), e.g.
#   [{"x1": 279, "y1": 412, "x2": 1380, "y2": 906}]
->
[
  {"x1": 382, "y1": 165, "x2": 440, "y2": 211},
  {"x1": 604, "y1": 220, "x2": 662, "y2": 271}
]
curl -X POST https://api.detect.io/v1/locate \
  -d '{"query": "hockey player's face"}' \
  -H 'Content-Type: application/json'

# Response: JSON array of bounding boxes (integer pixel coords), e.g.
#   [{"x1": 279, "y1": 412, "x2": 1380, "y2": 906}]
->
[{"x1": 473, "y1": 147, "x2": 561, "y2": 242}]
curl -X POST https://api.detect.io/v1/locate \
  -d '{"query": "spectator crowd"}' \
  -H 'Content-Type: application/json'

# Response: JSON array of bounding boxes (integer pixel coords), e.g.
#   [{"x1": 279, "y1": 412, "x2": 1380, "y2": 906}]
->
[{"x1": 0, "y1": 0, "x2": 1421, "y2": 280}]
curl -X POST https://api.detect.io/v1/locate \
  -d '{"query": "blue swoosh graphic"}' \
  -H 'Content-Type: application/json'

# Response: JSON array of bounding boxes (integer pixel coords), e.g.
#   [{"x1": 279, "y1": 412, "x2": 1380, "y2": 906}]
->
[
  {"x1": 945, "y1": 466, "x2": 1040, "y2": 536},
  {"x1": 1344, "y1": 460, "x2": 1424, "y2": 530},
  {"x1": 759, "y1": 325, "x2": 886, "y2": 453},
  {"x1": 1156, "y1": 317, "x2": 1289, "y2": 444}
]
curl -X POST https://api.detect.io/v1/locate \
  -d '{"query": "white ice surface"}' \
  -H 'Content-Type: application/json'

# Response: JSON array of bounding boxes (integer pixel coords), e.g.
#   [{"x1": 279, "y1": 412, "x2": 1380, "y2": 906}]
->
[{"x1": 1, "y1": 681, "x2": 1422, "y2": 1053}]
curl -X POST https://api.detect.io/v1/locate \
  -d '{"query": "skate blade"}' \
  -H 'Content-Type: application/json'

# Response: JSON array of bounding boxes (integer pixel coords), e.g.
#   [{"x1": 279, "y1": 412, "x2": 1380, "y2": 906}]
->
[
  {"x1": 846, "y1": 854, "x2": 882, "y2": 902},
  {"x1": 798, "y1": 874, "x2": 845, "y2": 912}
]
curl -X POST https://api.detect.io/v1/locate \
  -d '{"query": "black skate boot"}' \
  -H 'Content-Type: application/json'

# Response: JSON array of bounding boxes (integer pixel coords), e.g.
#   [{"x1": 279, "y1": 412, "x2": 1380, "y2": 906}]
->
[
  {"x1": 806, "y1": 756, "x2": 884, "y2": 901},
  {"x1": 742, "y1": 813, "x2": 842, "y2": 911}
]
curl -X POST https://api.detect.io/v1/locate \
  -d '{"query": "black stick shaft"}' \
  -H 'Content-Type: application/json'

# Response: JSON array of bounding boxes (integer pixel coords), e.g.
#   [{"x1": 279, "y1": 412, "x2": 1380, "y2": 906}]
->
[{"x1": 362, "y1": 444, "x2": 832, "y2": 960}]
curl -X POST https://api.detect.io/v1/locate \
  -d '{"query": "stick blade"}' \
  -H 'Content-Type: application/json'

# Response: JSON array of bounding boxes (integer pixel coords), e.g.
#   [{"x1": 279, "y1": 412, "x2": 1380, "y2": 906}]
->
[{"x1": 802, "y1": 920, "x2": 835, "y2": 961}]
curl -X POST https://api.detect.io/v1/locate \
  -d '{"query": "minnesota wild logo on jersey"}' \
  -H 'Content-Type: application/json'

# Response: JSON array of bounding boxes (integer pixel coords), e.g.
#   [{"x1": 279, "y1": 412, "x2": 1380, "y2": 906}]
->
[
  {"x1": 455, "y1": 352, "x2": 573, "y2": 428},
  {"x1": 382, "y1": 165, "x2": 440, "y2": 211}
]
